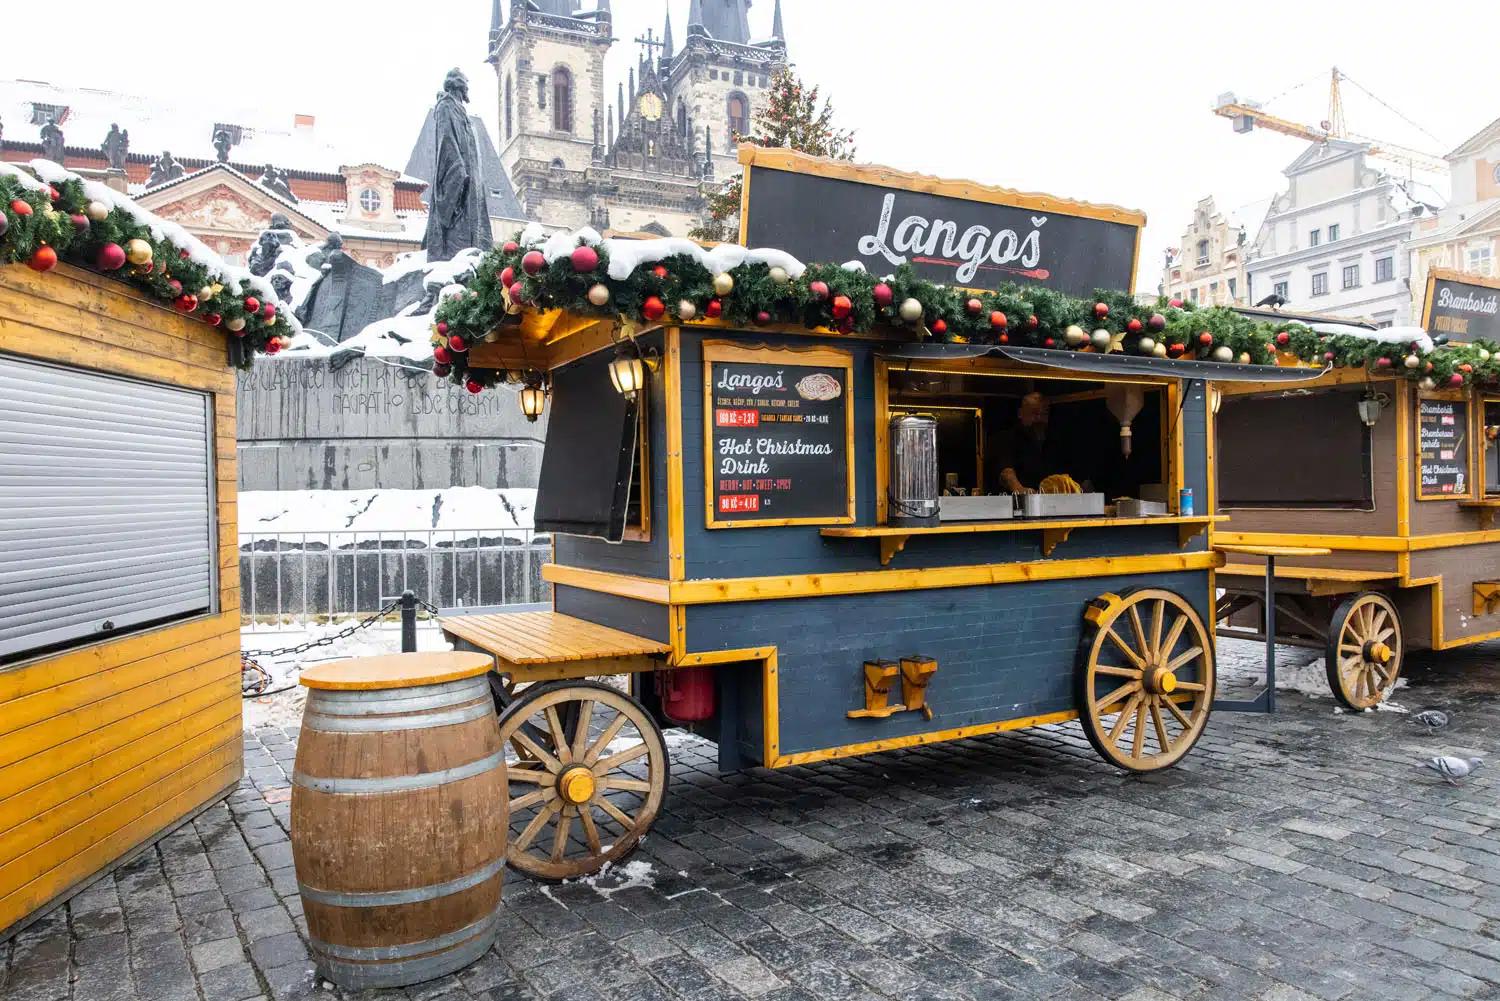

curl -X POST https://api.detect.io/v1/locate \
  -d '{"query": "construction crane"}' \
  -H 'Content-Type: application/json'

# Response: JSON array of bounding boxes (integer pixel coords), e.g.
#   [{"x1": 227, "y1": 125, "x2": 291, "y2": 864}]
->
[{"x1": 1213, "y1": 67, "x2": 1449, "y2": 175}]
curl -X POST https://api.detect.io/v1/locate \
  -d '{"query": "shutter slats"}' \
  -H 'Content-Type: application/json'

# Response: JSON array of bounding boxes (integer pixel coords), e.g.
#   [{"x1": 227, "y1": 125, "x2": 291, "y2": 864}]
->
[{"x1": 0, "y1": 356, "x2": 215, "y2": 661}]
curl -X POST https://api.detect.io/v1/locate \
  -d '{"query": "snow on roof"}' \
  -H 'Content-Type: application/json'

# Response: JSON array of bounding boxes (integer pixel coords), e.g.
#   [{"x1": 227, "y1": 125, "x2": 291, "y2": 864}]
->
[
  {"x1": 5, "y1": 157, "x2": 301, "y2": 336},
  {"x1": 0, "y1": 78, "x2": 392, "y2": 178},
  {"x1": 522, "y1": 225, "x2": 806, "y2": 282}
]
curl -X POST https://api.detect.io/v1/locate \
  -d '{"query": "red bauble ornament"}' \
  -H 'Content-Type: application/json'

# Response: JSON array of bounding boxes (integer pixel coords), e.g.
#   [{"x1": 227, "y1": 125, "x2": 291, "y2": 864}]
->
[
  {"x1": 990, "y1": 311, "x2": 1008, "y2": 330},
  {"x1": 652, "y1": 265, "x2": 669, "y2": 279},
  {"x1": 205, "y1": 313, "x2": 222, "y2": 326},
  {"x1": 1275, "y1": 332, "x2": 1291, "y2": 347},
  {"x1": 503, "y1": 240, "x2": 519, "y2": 254},
  {"x1": 449, "y1": 335, "x2": 468, "y2": 352},
  {"x1": 967, "y1": 298, "x2": 983, "y2": 316},
  {"x1": 70, "y1": 213, "x2": 89, "y2": 232},
  {"x1": 1148, "y1": 313, "x2": 1166, "y2": 331},
  {"x1": 1094, "y1": 302, "x2": 1109, "y2": 318},
  {"x1": 831, "y1": 295, "x2": 853, "y2": 319},
  {"x1": 436, "y1": 321, "x2": 449, "y2": 335},
  {"x1": 1376, "y1": 356, "x2": 1392, "y2": 368},
  {"x1": 96, "y1": 243, "x2": 126, "y2": 271},
  {"x1": 509, "y1": 281, "x2": 525, "y2": 302},
  {"x1": 173, "y1": 294, "x2": 198, "y2": 313},
  {"x1": 1451, "y1": 373, "x2": 1466, "y2": 386},
  {"x1": 705, "y1": 299, "x2": 723, "y2": 318},
  {"x1": 1324, "y1": 351, "x2": 1336, "y2": 362},
  {"x1": 45, "y1": 186, "x2": 60, "y2": 201},
  {"x1": 998, "y1": 333, "x2": 1009, "y2": 344},
  {"x1": 1026, "y1": 315, "x2": 1038, "y2": 329},
  {"x1": 500, "y1": 266, "x2": 515, "y2": 287},
  {"x1": 571, "y1": 245, "x2": 600, "y2": 272},
  {"x1": 808, "y1": 281, "x2": 830, "y2": 301},
  {"x1": 1126, "y1": 318, "x2": 1142, "y2": 334},
  {"x1": 1042, "y1": 337, "x2": 1056, "y2": 348},
  {"x1": 1168, "y1": 343, "x2": 1186, "y2": 357},
  {"x1": 179, "y1": 249, "x2": 190, "y2": 259},
  {"x1": 1197, "y1": 332, "x2": 1213, "y2": 345},
  {"x1": 140, "y1": 261, "x2": 154, "y2": 274},
  {"x1": 932, "y1": 319, "x2": 948, "y2": 335},
  {"x1": 642, "y1": 296, "x2": 667, "y2": 321},
  {"x1": 10, "y1": 199, "x2": 33, "y2": 217},
  {"x1": 1168, "y1": 298, "x2": 1183, "y2": 308},
  {"x1": 1461, "y1": 363, "x2": 1474, "y2": 372},
  {"x1": 521, "y1": 250, "x2": 546, "y2": 276},
  {"x1": 872, "y1": 283, "x2": 893, "y2": 308},
  {"x1": 433, "y1": 363, "x2": 451, "y2": 378},
  {"x1": 261, "y1": 302, "x2": 276, "y2": 319},
  {"x1": 167, "y1": 279, "x2": 183, "y2": 296},
  {"x1": 244, "y1": 297, "x2": 260, "y2": 314},
  {"x1": 466, "y1": 379, "x2": 483, "y2": 395},
  {"x1": 265, "y1": 338, "x2": 282, "y2": 355},
  {"x1": 835, "y1": 316, "x2": 853, "y2": 334},
  {"x1": 755, "y1": 311, "x2": 772, "y2": 326},
  {"x1": 27, "y1": 246, "x2": 58, "y2": 272},
  {"x1": 433, "y1": 345, "x2": 452, "y2": 364}
]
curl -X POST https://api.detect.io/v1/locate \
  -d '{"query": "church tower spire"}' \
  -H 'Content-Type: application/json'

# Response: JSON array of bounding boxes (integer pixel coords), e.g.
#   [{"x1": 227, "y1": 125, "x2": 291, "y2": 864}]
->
[
  {"x1": 662, "y1": 4, "x2": 674, "y2": 61},
  {"x1": 687, "y1": 0, "x2": 706, "y2": 37},
  {"x1": 772, "y1": 0, "x2": 785, "y2": 40}
]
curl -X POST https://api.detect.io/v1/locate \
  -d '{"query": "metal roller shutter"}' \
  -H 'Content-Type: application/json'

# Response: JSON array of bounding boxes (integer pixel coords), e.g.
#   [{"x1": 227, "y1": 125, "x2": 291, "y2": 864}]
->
[{"x1": 0, "y1": 355, "x2": 217, "y2": 663}]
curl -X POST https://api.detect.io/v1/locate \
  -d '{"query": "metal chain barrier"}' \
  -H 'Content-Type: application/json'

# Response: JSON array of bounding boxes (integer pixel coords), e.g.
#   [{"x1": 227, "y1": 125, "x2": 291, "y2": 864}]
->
[{"x1": 242, "y1": 599, "x2": 402, "y2": 698}]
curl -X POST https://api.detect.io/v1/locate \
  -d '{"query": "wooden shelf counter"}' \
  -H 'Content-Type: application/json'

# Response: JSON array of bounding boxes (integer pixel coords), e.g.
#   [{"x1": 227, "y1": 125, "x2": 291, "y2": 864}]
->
[{"x1": 823, "y1": 515, "x2": 1227, "y2": 565}]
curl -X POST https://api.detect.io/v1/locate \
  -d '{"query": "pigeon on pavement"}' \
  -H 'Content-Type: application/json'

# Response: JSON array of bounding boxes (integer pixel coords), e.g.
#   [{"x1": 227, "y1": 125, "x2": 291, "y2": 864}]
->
[
  {"x1": 1410, "y1": 710, "x2": 1450, "y2": 730},
  {"x1": 1419, "y1": 756, "x2": 1482, "y2": 785}
]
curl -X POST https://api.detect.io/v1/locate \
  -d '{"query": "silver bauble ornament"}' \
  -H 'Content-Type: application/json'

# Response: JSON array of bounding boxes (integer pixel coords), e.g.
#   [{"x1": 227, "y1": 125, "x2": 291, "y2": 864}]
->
[
  {"x1": 225, "y1": 317, "x2": 246, "y2": 332},
  {"x1": 1138, "y1": 336, "x2": 1156, "y2": 354},
  {"x1": 1404, "y1": 354, "x2": 1421, "y2": 369},
  {"x1": 1064, "y1": 325, "x2": 1087, "y2": 347},
  {"x1": 1419, "y1": 376, "x2": 1437, "y2": 391},
  {"x1": 1091, "y1": 328, "x2": 1113, "y2": 349},
  {"x1": 899, "y1": 298, "x2": 924, "y2": 323},
  {"x1": 1211, "y1": 346, "x2": 1234, "y2": 363},
  {"x1": 86, "y1": 200, "x2": 110, "y2": 222},
  {"x1": 587, "y1": 283, "x2": 610, "y2": 306},
  {"x1": 768, "y1": 266, "x2": 790, "y2": 285},
  {"x1": 712, "y1": 273, "x2": 735, "y2": 296},
  {"x1": 1482, "y1": 349, "x2": 1492, "y2": 362},
  {"x1": 678, "y1": 299, "x2": 698, "y2": 321}
]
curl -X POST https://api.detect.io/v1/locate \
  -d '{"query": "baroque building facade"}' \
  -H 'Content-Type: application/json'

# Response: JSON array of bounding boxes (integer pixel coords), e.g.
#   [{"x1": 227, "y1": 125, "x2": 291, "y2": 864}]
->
[
  {"x1": 1408, "y1": 116, "x2": 1500, "y2": 318},
  {"x1": 1162, "y1": 196, "x2": 1248, "y2": 307},
  {"x1": 488, "y1": 0, "x2": 787, "y2": 236}
]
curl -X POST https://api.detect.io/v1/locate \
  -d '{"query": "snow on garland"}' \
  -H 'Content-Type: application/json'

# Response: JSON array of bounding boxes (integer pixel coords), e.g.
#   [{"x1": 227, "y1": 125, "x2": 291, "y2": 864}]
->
[
  {"x1": 0, "y1": 160, "x2": 297, "y2": 366},
  {"x1": 428, "y1": 228, "x2": 1499, "y2": 395}
]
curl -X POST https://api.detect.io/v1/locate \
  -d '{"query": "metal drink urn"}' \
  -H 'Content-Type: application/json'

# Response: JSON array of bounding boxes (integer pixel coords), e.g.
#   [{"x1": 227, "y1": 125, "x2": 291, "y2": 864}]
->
[{"x1": 889, "y1": 414, "x2": 940, "y2": 527}]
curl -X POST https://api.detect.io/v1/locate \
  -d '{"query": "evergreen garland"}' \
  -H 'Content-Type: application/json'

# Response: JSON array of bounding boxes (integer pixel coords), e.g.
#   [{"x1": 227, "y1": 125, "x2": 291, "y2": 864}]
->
[
  {"x1": 0, "y1": 170, "x2": 287, "y2": 365},
  {"x1": 430, "y1": 232, "x2": 1500, "y2": 395}
]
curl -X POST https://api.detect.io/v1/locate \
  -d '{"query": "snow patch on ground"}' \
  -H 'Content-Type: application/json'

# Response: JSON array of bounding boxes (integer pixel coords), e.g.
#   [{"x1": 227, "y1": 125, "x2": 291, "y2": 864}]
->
[
  {"x1": 240, "y1": 486, "x2": 537, "y2": 538},
  {"x1": 567, "y1": 859, "x2": 656, "y2": 900}
]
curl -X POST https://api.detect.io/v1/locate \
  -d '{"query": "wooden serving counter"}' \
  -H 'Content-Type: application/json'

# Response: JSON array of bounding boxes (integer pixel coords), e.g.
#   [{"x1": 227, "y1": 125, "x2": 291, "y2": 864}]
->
[{"x1": 823, "y1": 515, "x2": 1226, "y2": 564}]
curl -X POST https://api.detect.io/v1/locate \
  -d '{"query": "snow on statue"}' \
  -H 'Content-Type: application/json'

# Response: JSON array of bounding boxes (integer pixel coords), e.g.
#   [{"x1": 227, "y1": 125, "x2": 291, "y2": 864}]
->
[{"x1": 422, "y1": 69, "x2": 493, "y2": 263}]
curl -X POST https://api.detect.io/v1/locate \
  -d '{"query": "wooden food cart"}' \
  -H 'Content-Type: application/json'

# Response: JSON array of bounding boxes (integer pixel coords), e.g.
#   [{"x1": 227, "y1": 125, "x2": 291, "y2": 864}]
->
[
  {"x1": 1217, "y1": 287, "x2": 1500, "y2": 709},
  {"x1": 434, "y1": 151, "x2": 1323, "y2": 880},
  {"x1": 0, "y1": 162, "x2": 287, "y2": 936}
]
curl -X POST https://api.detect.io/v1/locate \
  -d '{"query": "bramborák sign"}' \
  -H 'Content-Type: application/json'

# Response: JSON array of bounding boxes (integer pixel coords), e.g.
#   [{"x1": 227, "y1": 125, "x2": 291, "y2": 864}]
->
[
  {"x1": 738, "y1": 147, "x2": 1144, "y2": 298},
  {"x1": 1426, "y1": 270, "x2": 1500, "y2": 342}
]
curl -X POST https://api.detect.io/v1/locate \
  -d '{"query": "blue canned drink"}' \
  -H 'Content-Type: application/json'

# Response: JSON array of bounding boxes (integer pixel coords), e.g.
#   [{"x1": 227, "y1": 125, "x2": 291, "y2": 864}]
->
[{"x1": 1179, "y1": 488, "x2": 1195, "y2": 517}]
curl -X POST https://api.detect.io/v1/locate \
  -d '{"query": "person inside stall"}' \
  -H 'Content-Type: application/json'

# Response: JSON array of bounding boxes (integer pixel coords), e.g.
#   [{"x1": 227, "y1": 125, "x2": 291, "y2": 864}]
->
[{"x1": 992, "y1": 391, "x2": 1083, "y2": 494}]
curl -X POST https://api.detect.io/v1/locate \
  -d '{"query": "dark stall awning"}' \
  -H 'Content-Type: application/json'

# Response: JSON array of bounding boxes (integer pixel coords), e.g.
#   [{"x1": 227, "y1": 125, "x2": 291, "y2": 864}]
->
[{"x1": 879, "y1": 343, "x2": 1332, "y2": 384}]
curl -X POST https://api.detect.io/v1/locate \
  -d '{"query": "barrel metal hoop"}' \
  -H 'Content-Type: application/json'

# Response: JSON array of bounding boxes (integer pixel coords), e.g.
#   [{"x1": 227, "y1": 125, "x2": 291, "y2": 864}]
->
[
  {"x1": 297, "y1": 856, "x2": 505, "y2": 908},
  {"x1": 313, "y1": 920, "x2": 498, "y2": 989},
  {"x1": 294, "y1": 749, "x2": 505, "y2": 795},
  {"x1": 301, "y1": 699, "x2": 494, "y2": 733},
  {"x1": 307, "y1": 678, "x2": 491, "y2": 716},
  {"x1": 311, "y1": 911, "x2": 498, "y2": 962}
]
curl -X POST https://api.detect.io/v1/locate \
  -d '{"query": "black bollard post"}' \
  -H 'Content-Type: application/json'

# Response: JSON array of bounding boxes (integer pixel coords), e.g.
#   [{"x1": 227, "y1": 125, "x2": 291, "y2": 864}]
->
[{"x1": 400, "y1": 590, "x2": 417, "y2": 653}]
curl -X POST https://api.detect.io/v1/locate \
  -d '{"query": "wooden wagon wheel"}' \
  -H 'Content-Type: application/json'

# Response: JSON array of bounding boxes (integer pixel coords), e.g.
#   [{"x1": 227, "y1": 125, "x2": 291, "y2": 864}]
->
[
  {"x1": 1325, "y1": 592, "x2": 1403, "y2": 710},
  {"x1": 1076, "y1": 588, "x2": 1215, "y2": 772},
  {"x1": 496, "y1": 680, "x2": 669, "y2": 882}
]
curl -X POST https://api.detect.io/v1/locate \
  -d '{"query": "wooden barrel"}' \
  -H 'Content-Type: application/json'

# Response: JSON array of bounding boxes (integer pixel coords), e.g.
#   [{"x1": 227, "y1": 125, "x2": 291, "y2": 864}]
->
[{"x1": 291, "y1": 653, "x2": 506, "y2": 989}]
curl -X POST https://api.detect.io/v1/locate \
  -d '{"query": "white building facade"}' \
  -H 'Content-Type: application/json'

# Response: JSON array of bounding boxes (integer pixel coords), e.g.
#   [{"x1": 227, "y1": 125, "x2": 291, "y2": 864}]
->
[
  {"x1": 1408, "y1": 117, "x2": 1500, "y2": 319},
  {"x1": 1246, "y1": 140, "x2": 1441, "y2": 327}
]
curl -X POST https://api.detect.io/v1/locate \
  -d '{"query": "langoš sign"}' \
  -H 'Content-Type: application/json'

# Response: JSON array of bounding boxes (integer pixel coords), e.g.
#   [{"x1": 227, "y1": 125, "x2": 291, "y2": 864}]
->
[{"x1": 737, "y1": 146, "x2": 1144, "y2": 297}]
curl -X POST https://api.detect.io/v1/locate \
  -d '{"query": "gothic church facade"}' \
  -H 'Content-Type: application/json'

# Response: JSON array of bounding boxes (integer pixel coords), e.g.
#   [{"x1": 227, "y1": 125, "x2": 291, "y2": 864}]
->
[{"x1": 488, "y1": 0, "x2": 787, "y2": 237}]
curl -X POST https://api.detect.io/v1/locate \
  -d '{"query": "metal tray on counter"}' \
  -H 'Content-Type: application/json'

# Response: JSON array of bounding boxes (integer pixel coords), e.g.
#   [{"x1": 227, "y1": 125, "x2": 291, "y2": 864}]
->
[
  {"x1": 1018, "y1": 492, "x2": 1106, "y2": 518},
  {"x1": 938, "y1": 495, "x2": 1016, "y2": 521}
]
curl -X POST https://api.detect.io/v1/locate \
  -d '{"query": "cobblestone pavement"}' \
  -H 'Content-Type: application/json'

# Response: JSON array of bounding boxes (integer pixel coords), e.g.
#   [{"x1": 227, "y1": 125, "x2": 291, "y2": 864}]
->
[{"x1": 8, "y1": 641, "x2": 1500, "y2": 1001}]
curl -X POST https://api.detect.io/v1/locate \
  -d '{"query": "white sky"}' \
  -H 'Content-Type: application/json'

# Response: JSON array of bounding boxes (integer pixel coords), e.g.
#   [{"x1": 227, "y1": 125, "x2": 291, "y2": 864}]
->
[{"x1": 11, "y1": 1, "x2": 1500, "y2": 290}]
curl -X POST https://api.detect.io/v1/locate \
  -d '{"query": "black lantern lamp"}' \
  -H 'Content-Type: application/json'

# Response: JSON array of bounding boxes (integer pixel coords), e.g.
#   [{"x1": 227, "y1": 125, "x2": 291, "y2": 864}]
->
[
  {"x1": 608, "y1": 338, "x2": 657, "y2": 399},
  {"x1": 518, "y1": 372, "x2": 548, "y2": 423}
]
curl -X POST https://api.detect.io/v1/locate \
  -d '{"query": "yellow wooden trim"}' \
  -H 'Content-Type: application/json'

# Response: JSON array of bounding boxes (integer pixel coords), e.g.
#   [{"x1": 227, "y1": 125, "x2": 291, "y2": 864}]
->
[
  {"x1": 1397, "y1": 383, "x2": 1412, "y2": 536},
  {"x1": 874, "y1": 356, "x2": 890, "y2": 524},
  {"x1": 1428, "y1": 267, "x2": 1500, "y2": 293},
  {"x1": 1420, "y1": 271, "x2": 1436, "y2": 331},
  {"x1": 895, "y1": 357, "x2": 1172, "y2": 388},
  {"x1": 1416, "y1": 391, "x2": 1476, "y2": 501},
  {"x1": 1130, "y1": 226, "x2": 1142, "y2": 296},
  {"x1": 666, "y1": 328, "x2": 686, "y2": 581},
  {"x1": 669, "y1": 605, "x2": 685, "y2": 665},
  {"x1": 298, "y1": 652, "x2": 494, "y2": 691},
  {"x1": 674, "y1": 646, "x2": 777, "y2": 667},
  {"x1": 502, "y1": 654, "x2": 664, "y2": 683},
  {"x1": 669, "y1": 550, "x2": 1223, "y2": 605},
  {"x1": 622, "y1": 374, "x2": 652, "y2": 542},
  {"x1": 762, "y1": 650, "x2": 779, "y2": 765},
  {"x1": 541, "y1": 564, "x2": 672, "y2": 604},
  {"x1": 770, "y1": 710, "x2": 1080, "y2": 769},
  {"x1": 735, "y1": 145, "x2": 1148, "y2": 228},
  {"x1": 1169, "y1": 380, "x2": 1185, "y2": 510},
  {"x1": 737, "y1": 153, "x2": 752, "y2": 247},
  {"x1": 1219, "y1": 528, "x2": 1500, "y2": 553},
  {"x1": 1219, "y1": 367, "x2": 1393, "y2": 396},
  {"x1": 701, "y1": 340, "x2": 856, "y2": 529},
  {"x1": 1205, "y1": 378, "x2": 1217, "y2": 538}
]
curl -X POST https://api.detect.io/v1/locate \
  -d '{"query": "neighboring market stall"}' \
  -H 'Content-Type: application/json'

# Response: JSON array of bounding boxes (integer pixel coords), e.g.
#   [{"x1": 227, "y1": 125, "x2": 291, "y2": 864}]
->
[
  {"x1": 0, "y1": 160, "x2": 288, "y2": 937},
  {"x1": 426, "y1": 149, "x2": 1358, "y2": 882}
]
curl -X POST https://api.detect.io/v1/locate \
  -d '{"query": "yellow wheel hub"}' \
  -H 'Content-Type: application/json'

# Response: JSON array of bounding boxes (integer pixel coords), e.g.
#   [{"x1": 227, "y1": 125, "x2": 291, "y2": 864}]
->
[
  {"x1": 558, "y1": 767, "x2": 596, "y2": 805},
  {"x1": 1369, "y1": 642, "x2": 1393, "y2": 664},
  {"x1": 1145, "y1": 666, "x2": 1178, "y2": 694}
]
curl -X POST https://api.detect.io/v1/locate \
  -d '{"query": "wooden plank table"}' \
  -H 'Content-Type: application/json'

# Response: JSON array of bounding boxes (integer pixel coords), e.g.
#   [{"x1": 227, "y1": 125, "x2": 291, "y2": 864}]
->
[
  {"x1": 1214, "y1": 544, "x2": 1332, "y2": 714},
  {"x1": 439, "y1": 611, "x2": 672, "y2": 682},
  {"x1": 1219, "y1": 563, "x2": 1399, "y2": 597}
]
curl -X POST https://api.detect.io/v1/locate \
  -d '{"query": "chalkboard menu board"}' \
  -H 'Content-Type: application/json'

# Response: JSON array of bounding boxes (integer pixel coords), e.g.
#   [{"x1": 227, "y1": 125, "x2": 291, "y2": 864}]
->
[
  {"x1": 1418, "y1": 397, "x2": 1471, "y2": 499},
  {"x1": 702, "y1": 341, "x2": 854, "y2": 528},
  {"x1": 1425, "y1": 272, "x2": 1500, "y2": 342}
]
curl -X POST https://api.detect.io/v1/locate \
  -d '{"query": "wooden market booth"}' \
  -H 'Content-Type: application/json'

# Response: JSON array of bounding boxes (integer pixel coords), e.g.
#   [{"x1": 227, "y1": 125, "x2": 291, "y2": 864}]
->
[
  {"x1": 0, "y1": 163, "x2": 281, "y2": 937},
  {"x1": 439, "y1": 150, "x2": 1323, "y2": 881},
  {"x1": 1217, "y1": 279, "x2": 1500, "y2": 707}
]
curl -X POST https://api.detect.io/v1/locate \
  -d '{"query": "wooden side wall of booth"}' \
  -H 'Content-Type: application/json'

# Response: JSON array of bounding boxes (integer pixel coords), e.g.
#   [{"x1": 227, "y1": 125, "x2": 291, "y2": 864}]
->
[{"x1": 0, "y1": 264, "x2": 242, "y2": 938}]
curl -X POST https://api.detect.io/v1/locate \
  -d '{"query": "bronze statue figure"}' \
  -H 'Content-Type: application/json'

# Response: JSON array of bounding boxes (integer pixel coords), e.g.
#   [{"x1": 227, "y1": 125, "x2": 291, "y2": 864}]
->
[
  {"x1": 102, "y1": 124, "x2": 130, "y2": 171},
  {"x1": 39, "y1": 121, "x2": 64, "y2": 164},
  {"x1": 421, "y1": 69, "x2": 493, "y2": 262}
]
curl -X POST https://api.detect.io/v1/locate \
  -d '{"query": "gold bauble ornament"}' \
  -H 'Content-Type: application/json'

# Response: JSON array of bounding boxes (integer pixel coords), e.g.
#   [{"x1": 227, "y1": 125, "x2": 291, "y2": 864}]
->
[
  {"x1": 1482, "y1": 349, "x2": 1493, "y2": 362},
  {"x1": 712, "y1": 273, "x2": 734, "y2": 296},
  {"x1": 768, "y1": 266, "x2": 790, "y2": 285},
  {"x1": 225, "y1": 317, "x2": 246, "y2": 332},
  {"x1": 125, "y1": 239, "x2": 153, "y2": 265},
  {"x1": 1238, "y1": 351, "x2": 1251, "y2": 364},
  {"x1": 1152, "y1": 342, "x2": 1168, "y2": 358},
  {"x1": 678, "y1": 299, "x2": 698, "y2": 321},
  {"x1": 1064, "y1": 325, "x2": 1087, "y2": 347},
  {"x1": 587, "y1": 283, "x2": 611, "y2": 306},
  {"x1": 1138, "y1": 336, "x2": 1156, "y2": 355},
  {"x1": 86, "y1": 201, "x2": 110, "y2": 222},
  {"x1": 1090, "y1": 328, "x2": 1112, "y2": 350},
  {"x1": 1419, "y1": 376, "x2": 1437, "y2": 391},
  {"x1": 898, "y1": 298, "x2": 924, "y2": 324},
  {"x1": 199, "y1": 285, "x2": 214, "y2": 300}
]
